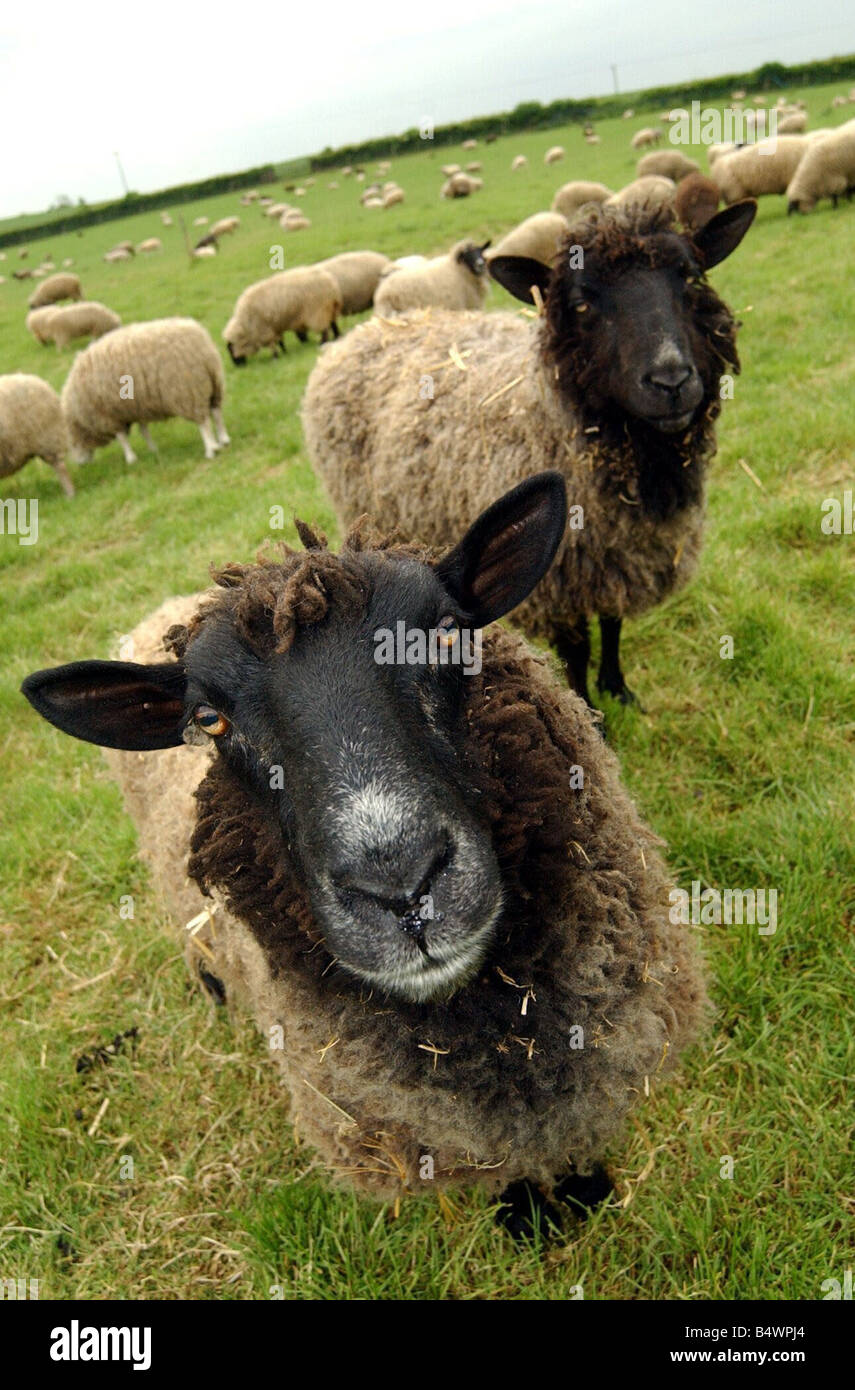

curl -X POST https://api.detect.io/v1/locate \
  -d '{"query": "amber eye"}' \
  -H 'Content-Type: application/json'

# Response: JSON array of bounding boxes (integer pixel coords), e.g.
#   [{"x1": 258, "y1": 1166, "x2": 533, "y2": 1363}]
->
[
  {"x1": 193, "y1": 704, "x2": 230, "y2": 737},
  {"x1": 437, "y1": 615, "x2": 460, "y2": 647}
]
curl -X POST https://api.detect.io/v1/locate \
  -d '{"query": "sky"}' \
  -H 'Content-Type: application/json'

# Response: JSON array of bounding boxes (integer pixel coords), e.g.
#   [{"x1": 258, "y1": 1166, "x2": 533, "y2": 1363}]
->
[{"x1": 1, "y1": 1, "x2": 853, "y2": 217}]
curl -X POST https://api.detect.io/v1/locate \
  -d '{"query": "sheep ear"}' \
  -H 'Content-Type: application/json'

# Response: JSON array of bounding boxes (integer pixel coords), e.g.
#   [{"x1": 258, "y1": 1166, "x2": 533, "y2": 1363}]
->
[
  {"x1": 21, "y1": 660, "x2": 188, "y2": 750},
  {"x1": 435, "y1": 472, "x2": 567, "y2": 628},
  {"x1": 488, "y1": 255, "x2": 552, "y2": 305},
  {"x1": 692, "y1": 199, "x2": 756, "y2": 267}
]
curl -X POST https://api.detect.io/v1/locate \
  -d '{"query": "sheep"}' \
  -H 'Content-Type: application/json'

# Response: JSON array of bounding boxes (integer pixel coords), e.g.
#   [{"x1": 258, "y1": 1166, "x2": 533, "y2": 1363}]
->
[
  {"x1": 209, "y1": 216, "x2": 240, "y2": 238},
  {"x1": 631, "y1": 127, "x2": 662, "y2": 149},
  {"x1": 265, "y1": 202, "x2": 288, "y2": 218},
  {"x1": 440, "y1": 172, "x2": 481, "y2": 198},
  {"x1": 832, "y1": 95, "x2": 848, "y2": 109},
  {"x1": 383, "y1": 187, "x2": 405, "y2": 208},
  {"x1": 461, "y1": 137, "x2": 477, "y2": 149},
  {"x1": 103, "y1": 248, "x2": 131, "y2": 263},
  {"x1": 0, "y1": 373, "x2": 72, "y2": 496},
  {"x1": 585, "y1": 133, "x2": 602, "y2": 145},
  {"x1": 26, "y1": 307, "x2": 58, "y2": 345},
  {"x1": 466, "y1": 161, "x2": 482, "y2": 173},
  {"x1": 511, "y1": 155, "x2": 528, "y2": 171},
  {"x1": 193, "y1": 216, "x2": 209, "y2": 227},
  {"x1": 303, "y1": 199, "x2": 757, "y2": 705},
  {"x1": 61, "y1": 317, "x2": 228, "y2": 465},
  {"x1": 707, "y1": 142, "x2": 736, "y2": 165},
  {"x1": 441, "y1": 163, "x2": 462, "y2": 177},
  {"x1": 137, "y1": 237, "x2": 162, "y2": 253},
  {"x1": 637, "y1": 150, "x2": 699, "y2": 182},
  {"x1": 281, "y1": 213, "x2": 311, "y2": 231},
  {"x1": 27, "y1": 272, "x2": 83, "y2": 308},
  {"x1": 223, "y1": 268, "x2": 342, "y2": 363},
  {"x1": 606, "y1": 175, "x2": 676, "y2": 210},
  {"x1": 41, "y1": 301, "x2": 122, "y2": 350},
  {"x1": 193, "y1": 246, "x2": 217, "y2": 259},
  {"x1": 622, "y1": 108, "x2": 635, "y2": 119},
  {"x1": 62, "y1": 257, "x2": 74, "y2": 268},
  {"x1": 21, "y1": 472, "x2": 707, "y2": 1227},
  {"x1": 373, "y1": 239, "x2": 491, "y2": 316},
  {"x1": 786, "y1": 123, "x2": 855, "y2": 211},
  {"x1": 13, "y1": 268, "x2": 33, "y2": 280},
  {"x1": 674, "y1": 173, "x2": 721, "y2": 231},
  {"x1": 710, "y1": 134, "x2": 811, "y2": 202},
  {"x1": 777, "y1": 112, "x2": 807, "y2": 134},
  {"x1": 316, "y1": 251, "x2": 392, "y2": 315},
  {"x1": 551, "y1": 181, "x2": 612, "y2": 219},
  {"x1": 544, "y1": 145, "x2": 565, "y2": 164},
  {"x1": 161, "y1": 212, "x2": 173, "y2": 226},
  {"x1": 362, "y1": 197, "x2": 383, "y2": 209},
  {"x1": 488, "y1": 212, "x2": 569, "y2": 268},
  {"x1": 328, "y1": 180, "x2": 339, "y2": 190}
]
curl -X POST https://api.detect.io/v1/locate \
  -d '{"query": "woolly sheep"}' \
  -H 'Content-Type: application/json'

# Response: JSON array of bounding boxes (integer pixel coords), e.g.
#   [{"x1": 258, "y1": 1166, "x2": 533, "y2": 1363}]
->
[
  {"x1": 193, "y1": 246, "x2": 217, "y2": 259},
  {"x1": 461, "y1": 137, "x2": 477, "y2": 149},
  {"x1": 13, "y1": 269, "x2": 34, "y2": 280},
  {"x1": 511, "y1": 155, "x2": 528, "y2": 170},
  {"x1": 209, "y1": 216, "x2": 240, "y2": 238},
  {"x1": 441, "y1": 163, "x2": 462, "y2": 176},
  {"x1": 0, "y1": 373, "x2": 72, "y2": 496},
  {"x1": 316, "y1": 251, "x2": 392, "y2": 315},
  {"x1": 551, "y1": 181, "x2": 612, "y2": 219},
  {"x1": 26, "y1": 307, "x2": 58, "y2": 345},
  {"x1": 362, "y1": 197, "x2": 383, "y2": 209},
  {"x1": 786, "y1": 123, "x2": 855, "y2": 212},
  {"x1": 674, "y1": 173, "x2": 720, "y2": 231},
  {"x1": 223, "y1": 268, "x2": 342, "y2": 362},
  {"x1": 466, "y1": 161, "x2": 482, "y2": 173},
  {"x1": 631, "y1": 127, "x2": 662, "y2": 149},
  {"x1": 707, "y1": 142, "x2": 736, "y2": 165},
  {"x1": 22, "y1": 473, "x2": 706, "y2": 1222},
  {"x1": 281, "y1": 213, "x2": 311, "y2": 231},
  {"x1": 103, "y1": 248, "x2": 131, "y2": 263},
  {"x1": 62, "y1": 258, "x2": 74, "y2": 268},
  {"x1": 711, "y1": 134, "x2": 810, "y2": 202},
  {"x1": 193, "y1": 216, "x2": 209, "y2": 227},
  {"x1": 27, "y1": 272, "x2": 83, "y2": 308},
  {"x1": 373, "y1": 239, "x2": 491, "y2": 316},
  {"x1": 137, "y1": 237, "x2": 162, "y2": 253},
  {"x1": 61, "y1": 317, "x2": 228, "y2": 464},
  {"x1": 488, "y1": 212, "x2": 569, "y2": 267},
  {"x1": 41, "y1": 301, "x2": 122, "y2": 351},
  {"x1": 383, "y1": 187, "x2": 405, "y2": 207},
  {"x1": 304, "y1": 200, "x2": 757, "y2": 705},
  {"x1": 161, "y1": 212, "x2": 173, "y2": 226},
  {"x1": 266, "y1": 202, "x2": 288, "y2": 218},
  {"x1": 440, "y1": 172, "x2": 481, "y2": 198},
  {"x1": 637, "y1": 150, "x2": 699, "y2": 182},
  {"x1": 777, "y1": 112, "x2": 807, "y2": 134},
  {"x1": 585, "y1": 133, "x2": 602, "y2": 145},
  {"x1": 544, "y1": 145, "x2": 565, "y2": 164},
  {"x1": 606, "y1": 175, "x2": 676, "y2": 210}
]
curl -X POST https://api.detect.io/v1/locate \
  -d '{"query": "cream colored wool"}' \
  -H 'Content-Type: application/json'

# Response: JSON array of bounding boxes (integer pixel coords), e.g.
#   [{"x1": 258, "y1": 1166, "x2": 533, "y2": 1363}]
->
[
  {"x1": 223, "y1": 268, "x2": 341, "y2": 356},
  {"x1": 26, "y1": 307, "x2": 57, "y2": 345},
  {"x1": 373, "y1": 240, "x2": 488, "y2": 315},
  {"x1": 636, "y1": 150, "x2": 699, "y2": 181},
  {"x1": 316, "y1": 251, "x2": 392, "y2": 315},
  {"x1": 551, "y1": 181, "x2": 612, "y2": 218},
  {"x1": 488, "y1": 212, "x2": 570, "y2": 266},
  {"x1": 0, "y1": 373, "x2": 72, "y2": 495},
  {"x1": 27, "y1": 272, "x2": 83, "y2": 308},
  {"x1": 606, "y1": 175, "x2": 676, "y2": 209},
  {"x1": 785, "y1": 123, "x2": 855, "y2": 210},
  {"x1": 42, "y1": 301, "x2": 121, "y2": 350},
  {"x1": 710, "y1": 135, "x2": 809, "y2": 201}
]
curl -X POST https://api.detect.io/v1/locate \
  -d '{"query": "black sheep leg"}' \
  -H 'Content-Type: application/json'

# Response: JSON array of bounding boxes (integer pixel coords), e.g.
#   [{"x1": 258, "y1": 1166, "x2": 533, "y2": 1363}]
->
[
  {"x1": 295, "y1": 329, "x2": 308, "y2": 343},
  {"x1": 496, "y1": 1180, "x2": 562, "y2": 1242},
  {"x1": 596, "y1": 616, "x2": 639, "y2": 706},
  {"x1": 554, "y1": 618, "x2": 592, "y2": 706},
  {"x1": 554, "y1": 1164, "x2": 614, "y2": 1219}
]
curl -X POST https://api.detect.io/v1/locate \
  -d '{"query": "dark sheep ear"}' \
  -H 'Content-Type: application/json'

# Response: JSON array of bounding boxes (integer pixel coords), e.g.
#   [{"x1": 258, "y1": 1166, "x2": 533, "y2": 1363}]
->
[
  {"x1": 692, "y1": 199, "x2": 756, "y2": 268},
  {"x1": 488, "y1": 255, "x2": 552, "y2": 305},
  {"x1": 434, "y1": 472, "x2": 567, "y2": 628},
  {"x1": 21, "y1": 660, "x2": 188, "y2": 750}
]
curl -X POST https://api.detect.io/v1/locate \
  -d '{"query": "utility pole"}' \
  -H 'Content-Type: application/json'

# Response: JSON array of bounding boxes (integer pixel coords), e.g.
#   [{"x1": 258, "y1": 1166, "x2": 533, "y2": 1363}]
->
[
  {"x1": 610, "y1": 64, "x2": 619, "y2": 94},
  {"x1": 113, "y1": 151, "x2": 129, "y2": 197}
]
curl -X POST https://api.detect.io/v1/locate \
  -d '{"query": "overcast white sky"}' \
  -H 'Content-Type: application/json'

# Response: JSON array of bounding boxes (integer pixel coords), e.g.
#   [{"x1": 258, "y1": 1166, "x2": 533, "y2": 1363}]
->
[{"x1": 2, "y1": 1, "x2": 853, "y2": 217}]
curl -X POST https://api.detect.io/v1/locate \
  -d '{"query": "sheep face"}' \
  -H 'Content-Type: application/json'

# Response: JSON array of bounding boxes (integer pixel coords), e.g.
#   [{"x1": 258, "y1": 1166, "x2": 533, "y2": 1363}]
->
[
  {"x1": 456, "y1": 241, "x2": 491, "y2": 277},
  {"x1": 22, "y1": 474, "x2": 567, "y2": 1004},
  {"x1": 489, "y1": 201, "x2": 755, "y2": 438}
]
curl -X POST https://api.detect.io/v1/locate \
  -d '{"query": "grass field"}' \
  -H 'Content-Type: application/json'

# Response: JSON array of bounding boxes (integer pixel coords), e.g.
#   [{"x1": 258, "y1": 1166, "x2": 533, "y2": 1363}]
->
[{"x1": 1, "y1": 78, "x2": 853, "y2": 1302}]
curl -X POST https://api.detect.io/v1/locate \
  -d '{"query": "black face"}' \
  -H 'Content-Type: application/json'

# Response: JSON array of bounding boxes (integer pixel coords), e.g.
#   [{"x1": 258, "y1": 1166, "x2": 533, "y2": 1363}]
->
[
  {"x1": 458, "y1": 240, "x2": 491, "y2": 277},
  {"x1": 226, "y1": 342, "x2": 247, "y2": 367},
  {"x1": 488, "y1": 201, "x2": 756, "y2": 435},
  {"x1": 22, "y1": 473, "x2": 567, "y2": 1003}
]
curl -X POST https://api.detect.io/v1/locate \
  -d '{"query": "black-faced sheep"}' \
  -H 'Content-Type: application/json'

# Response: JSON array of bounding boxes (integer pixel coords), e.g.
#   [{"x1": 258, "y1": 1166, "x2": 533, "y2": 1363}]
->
[
  {"x1": 21, "y1": 474, "x2": 707, "y2": 1230},
  {"x1": 373, "y1": 240, "x2": 491, "y2": 316},
  {"x1": 303, "y1": 201, "x2": 756, "y2": 706}
]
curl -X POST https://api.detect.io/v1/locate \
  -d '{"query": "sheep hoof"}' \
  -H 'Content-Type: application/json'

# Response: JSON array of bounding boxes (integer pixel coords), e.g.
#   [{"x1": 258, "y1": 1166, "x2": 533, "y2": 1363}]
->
[
  {"x1": 554, "y1": 1164, "x2": 614, "y2": 1219},
  {"x1": 597, "y1": 677, "x2": 643, "y2": 710},
  {"x1": 496, "y1": 1180, "x2": 562, "y2": 1242},
  {"x1": 197, "y1": 965, "x2": 227, "y2": 1005}
]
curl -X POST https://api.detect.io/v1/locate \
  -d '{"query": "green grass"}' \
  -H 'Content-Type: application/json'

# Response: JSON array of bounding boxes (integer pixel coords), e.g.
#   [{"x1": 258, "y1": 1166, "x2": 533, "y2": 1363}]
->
[{"x1": 1, "y1": 78, "x2": 854, "y2": 1301}]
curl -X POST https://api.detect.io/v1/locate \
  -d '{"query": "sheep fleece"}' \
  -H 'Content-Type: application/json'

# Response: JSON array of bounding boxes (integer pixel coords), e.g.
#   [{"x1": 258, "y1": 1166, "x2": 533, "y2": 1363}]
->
[
  {"x1": 105, "y1": 592, "x2": 706, "y2": 1199},
  {"x1": 0, "y1": 373, "x2": 67, "y2": 476}
]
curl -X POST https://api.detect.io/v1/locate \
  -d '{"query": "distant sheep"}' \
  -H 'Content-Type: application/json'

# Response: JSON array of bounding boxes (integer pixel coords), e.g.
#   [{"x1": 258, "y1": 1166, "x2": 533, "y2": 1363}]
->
[
  {"x1": 137, "y1": 237, "x2": 162, "y2": 254},
  {"x1": 193, "y1": 216, "x2": 209, "y2": 227},
  {"x1": 62, "y1": 318, "x2": 228, "y2": 464},
  {"x1": 281, "y1": 212, "x2": 311, "y2": 231},
  {"x1": 383, "y1": 187, "x2": 405, "y2": 207},
  {"x1": 777, "y1": 112, "x2": 807, "y2": 134},
  {"x1": 316, "y1": 251, "x2": 392, "y2": 315},
  {"x1": 488, "y1": 212, "x2": 569, "y2": 267},
  {"x1": 28, "y1": 272, "x2": 83, "y2": 308},
  {"x1": 552, "y1": 181, "x2": 612, "y2": 219},
  {"x1": 711, "y1": 135, "x2": 810, "y2": 202},
  {"x1": 786, "y1": 123, "x2": 855, "y2": 212},
  {"x1": 0, "y1": 373, "x2": 72, "y2": 496},
  {"x1": 209, "y1": 216, "x2": 240, "y2": 238},
  {"x1": 103, "y1": 248, "x2": 132, "y2": 263},
  {"x1": 674, "y1": 173, "x2": 720, "y2": 231},
  {"x1": 441, "y1": 172, "x2": 482, "y2": 198},
  {"x1": 26, "y1": 307, "x2": 59, "y2": 345},
  {"x1": 161, "y1": 212, "x2": 173, "y2": 226},
  {"x1": 441, "y1": 164, "x2": 461, "y2": 177},
  {"x1": 544, "y1": 145, "x2": 565, "y2": 165},
  {"x1": 223, "y1": 268, "x2": 342, "y2": 363},
  {"x1": 373, "y1": 239, "x2": 491, "y2": 315},
  {"x1": 637, "y1": 150, "x2": 699, "y2": 182},
  {"x1": 606, "y1": 175, "x2": 676, "y2": 210},
  {"x1": 41, "y1": 302, "x2": 122, "y2": 351},
  {"x1": 511, "y1": 155, "x2": 528, "y2": 170},
  {"x1": 631, "y1": 127, "x2": 662, "y2": 149}
]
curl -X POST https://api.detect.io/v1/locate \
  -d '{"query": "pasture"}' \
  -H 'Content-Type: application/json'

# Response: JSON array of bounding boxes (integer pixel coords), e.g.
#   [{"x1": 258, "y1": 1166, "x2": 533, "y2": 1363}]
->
[{"x1": 0, "y1": 77, "x2": 853, "y2": 1301}]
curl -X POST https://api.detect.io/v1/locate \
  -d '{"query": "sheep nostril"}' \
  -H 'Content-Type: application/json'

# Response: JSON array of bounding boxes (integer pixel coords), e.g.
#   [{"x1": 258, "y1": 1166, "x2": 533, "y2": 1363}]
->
[
  {"x1": 333, "y1": 837, "x2": 453, "y2": 930},
  {"x1": 645, "y1": 364, "x2": 693, "y2": 394}
]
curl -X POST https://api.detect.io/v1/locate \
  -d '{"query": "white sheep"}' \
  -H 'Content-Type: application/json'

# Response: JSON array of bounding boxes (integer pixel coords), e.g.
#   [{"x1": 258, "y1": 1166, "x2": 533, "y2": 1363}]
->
[
  {"x1": 316, "y1": 251, "x2": 392, "y2": 315},
  {"x1": 137, "y1": 237, "x2": 162, "y2": 253},
  {"x1": 777, "y1": 112, "x2": 807, "y2": 134},
  {"x1": 606, "y1": 175, "x2": 676, "y2": 210},
  {"x1": 223, "y1": 268, "x2": 342, "y2": 361},
  {"x1": 209, "y1": 216, "x2": 240, "y2": 238},
  {"x1": 711, "y1": 135, "x2": 810, "y2": 202},
  {"x1": 440, "y1": 172, "x2": 481, "y2": 198},
  {"x1": 551, "y1": 181, "x2": 612, "y2": 219},
  {"x1": 373, "y1": 239, "x2": 491, "y2": 316},
  {"x1": 27, "y1": 272, "x2": 83, "y2": 308},
  {"x1": 0, "y1": 373, "x2": 72, "y2": 496},
  {"x1": 193, "y1": 216, "x2": 209, "y2": 227},
  {"x1": 26, "y1": 307, "x2": 59, "y2": 345},
  {"x1": 383, "y1": 187, "x2": 405, "y2": 207},
  {"x1": 631, "y1": 127, "x2": 662, "y2": 149},
  {"x1": 544, "y1": 145, "x2": 565, "y2": 165},
  {"x1": 41, "y1": 302, "x2": 122, "y2": 350},
  {"x1": 637, "y1": 150, "x2": 699, "y2": 182},
  {"x1": 62, "y1": 318, "x2": 228, "y2": 464},
  {"x1": 488, "y1": 212, "x2": 569, "y2": 267},
  {"x1": 511, "y1": 155, "x2": 528, "y2": 171},
  {"x1": 786, "y1": 122, "x2": 855, "y2": 211}
]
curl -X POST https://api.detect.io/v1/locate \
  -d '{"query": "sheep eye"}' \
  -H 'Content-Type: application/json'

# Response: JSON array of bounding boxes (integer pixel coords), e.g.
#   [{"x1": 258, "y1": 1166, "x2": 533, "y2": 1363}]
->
[
  {"x1": 193, "y1": 704, "x2": 230, "y2": 736},
  {"x1": 437, "y1": 615, "x2": 460, "y2": 647}
]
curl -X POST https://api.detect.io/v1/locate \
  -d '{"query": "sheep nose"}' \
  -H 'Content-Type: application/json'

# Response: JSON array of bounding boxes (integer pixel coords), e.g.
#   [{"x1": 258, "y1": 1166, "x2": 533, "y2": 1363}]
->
[
  {"x1": 644, "y1": 362, "x2": 693, "y2": 394},
  {"x1": 333, "y1": 831, "x2": 451, "y2": 925}
]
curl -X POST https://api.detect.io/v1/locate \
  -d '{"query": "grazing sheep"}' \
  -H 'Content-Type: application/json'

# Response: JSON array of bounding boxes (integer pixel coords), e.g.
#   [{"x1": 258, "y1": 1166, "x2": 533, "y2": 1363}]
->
[
  {"x1": 328, "y1": 181, "x2": 339, "y2": 190},
  {"x1": 161, "y1": 212, "x2": 174, "y2": 226},
  {"x1": 552, "y1": 181, "x2": 612, "y2": 219},
  {"x1": 622, "y1": 108, "x2": 635, "y2": 119},
  {"x1": 41, "y1": 301, "x2": 122, "y2": 350},
  {"x1": 674, "y1": 173, "x2": 721, "y2": 231},
  {"x1": 362, "y1": 197, "x2": 383, "y2": 209},
  {"x1": 281, "y1": 213, "x2": 311, "y2": 231},
  {"x1": 13, "y1": 269, "x2": 33, "y2": 280},
  {"x1": 209, "y1": 216, "x2": 240, "y2": 238},
  {"x1": 383, "y1": 187, "x2": 405, "y2": 207},
  {"x1": 304, "y1": 200, "x2": 756, "y2": 705},
  {"x1": 22, "y1": 473, "x2": 706, "y2": 1224},
  {"x1": 61, "y1": 318, "x2": 228, "y2": 464},
  {"x1": 488, "y1": 212, "x2": 569, "y2": 267},
  {"x1": 511, "y1": 155, "x2": 528, "y2": 170},
  {"x1": 103, "y1": 248, "x2": 132, "y2": 263},
  {"x1": 62, "y1": 258, "x2": 74, "y2": 268},
  {"x1": 606, "y1": 175, "x2": 676, "y2": 210},
  {"x1": 137, "y1": 237, "x2": 162, "y2": 253},
  {"x1": 461, "y1": 137, "x2": 477, "y2": 149},
  {"x1": 265, "y1": 202, "x2": 288, "y2": 218},
  {"x1": 0, "y1": 374, "x2": 72, "y2": 496},
  {"x1": 777, "y1": 112, "x2": 807, "y2": 134},
  {"x1": 631, "y1": 127, "x2": 662, "y2": 149},
  {"x1": 223, "y1": 268, "x2": 341, "y2": 363},
  {"x1": 441, "y1": 172, "x2": 481, "y2": 198},
  {"x1": 317, "y1": 251, "x2": 392, "y2": 315},
  {"x1": 832, "y1": 95, "x2": 848, "y2": 110},
  {"x1": 373, "y1": 239, "x2": 491, "y2": 316},
  {"x1": 585, "y1": 134, "x2": 602, "y2": 145},
  {"x1": 441, "y1": 163, "x2": 462, "y2": 177},
  {"x1": 466, "y1": 161, "x2": 482, "y2": 173},
  {"x1": 26, "y1": 307, "x2": 58, "y2": 345},
  {"x1": 707, "y1": 142, "x2": 736, "y2": 165},
  {"x1": 544, "y1": 145, "x2": 565, "y2": 165},
  {"x1": 637, "y1": 150, "x2": 699, "y2": 182},
  {"x1": 786, "y1": 123, "x2": 855, "y2": 211},
  {"x1": 193, "y1": 246, "x2": 218, "y2": 259},
  {"x1": 710, "y1": 135, "x2": 810, "y2": 202},
  {"x1": 27, "y1": 272, "x2": 83, "y2": 308},
  {"x1": 193, "y1": 216, "x2": 209, "y2": 227}
]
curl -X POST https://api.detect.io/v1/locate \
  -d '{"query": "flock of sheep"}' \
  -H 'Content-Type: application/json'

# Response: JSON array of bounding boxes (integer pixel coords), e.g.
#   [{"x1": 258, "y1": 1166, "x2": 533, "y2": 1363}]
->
[{"x1": 6, "y1": 93, "x2": 852, "y2": 1231}]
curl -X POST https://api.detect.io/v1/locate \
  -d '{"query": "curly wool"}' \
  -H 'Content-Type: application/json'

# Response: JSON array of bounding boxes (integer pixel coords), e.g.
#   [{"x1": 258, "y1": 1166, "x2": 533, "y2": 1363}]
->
[
  {"x1": 223, "y1": 269, "x2": 341, "y2": 357},
  {"x1": 0, "y1": 373, "x2": 68, "y2": 482},
  {"x1": 373, "y1": 240, "x2": 488, "y2": 315}
]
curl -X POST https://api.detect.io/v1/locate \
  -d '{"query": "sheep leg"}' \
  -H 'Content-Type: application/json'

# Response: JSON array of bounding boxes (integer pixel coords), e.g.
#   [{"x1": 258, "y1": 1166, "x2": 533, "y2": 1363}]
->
[
  {"x1": 295, "y1": 329, "x2": 308, "y2": 344},
  {"x1": 138, "y1": 423, "x2": 158, "y2": 455},
  {"x1": 554, "y1": 618, "x2": 592, "y2": 705},
  {"x1": 116, "y1": 429, "x2": 138, "y2": 465},
  {"x1": 554, "y1": 1164, "x2": 614, "y2": 1219},
  {"x1": 596, "y1": 617, "x2": 639, "y2": 706},
  {"x1": 496, "y1": 1180, "x2": 562, "y2": 1242},
  {"x1": 212, "y1": 406, "x2": 230, "y2": 448},
  {"x1": 330, "y1": 319, "x2": 340, "y2": 339},
  {"x1": 199, "y1": 417, "x2": 219, "y2": 460},
  {"x1": 52, "y1": 459, "x2": 75, "y2": 498}
]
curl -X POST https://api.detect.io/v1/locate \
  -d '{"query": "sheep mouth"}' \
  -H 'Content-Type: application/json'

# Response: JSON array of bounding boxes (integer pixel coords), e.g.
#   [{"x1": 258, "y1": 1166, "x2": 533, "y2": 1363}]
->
[
  {"x1": 642, "y1": 406, "x2": 698, "y2": 433},
  {"x1": 338, "y1": 907, "x2": 501, "y2": 1003}
]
